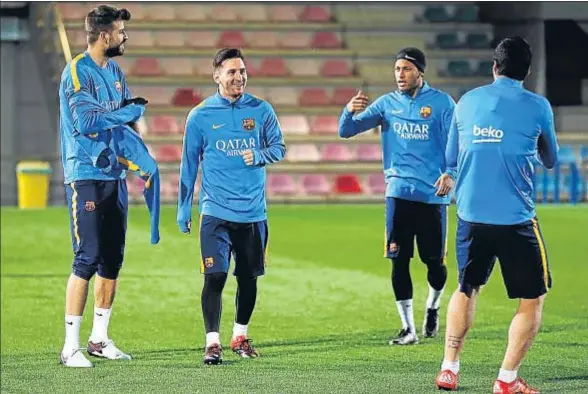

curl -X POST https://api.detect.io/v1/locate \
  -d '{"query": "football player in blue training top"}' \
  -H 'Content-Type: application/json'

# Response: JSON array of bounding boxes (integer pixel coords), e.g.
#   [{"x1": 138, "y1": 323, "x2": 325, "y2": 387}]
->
[
  {"x1": 58, "y1": 4, "x2": 149, "y2": 367},
  {"x1": 339, "y1": 47, "x2": 457, "y2": 346},
  {"x1": 177, "y1": 48, "x2": 286, "y2": 365},
  {"x1": 435, "y1": 37, "x2": 558, "y2": 394}
]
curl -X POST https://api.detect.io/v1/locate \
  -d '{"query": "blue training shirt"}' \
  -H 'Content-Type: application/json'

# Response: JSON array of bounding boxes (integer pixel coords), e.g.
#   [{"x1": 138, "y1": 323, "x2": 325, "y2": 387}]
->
[
  {"x1": 59, "y1": 51, "x2": 144, "y2": 184},
  {"x1": 177, "y1": 92, "x2": 286, "y2": 228},
  {"x1": 339, "y1": 82, "x2": 456, "y2": 204},
  {"x1": 446, "y1": 77, "x2": 559, "y2": 225}
]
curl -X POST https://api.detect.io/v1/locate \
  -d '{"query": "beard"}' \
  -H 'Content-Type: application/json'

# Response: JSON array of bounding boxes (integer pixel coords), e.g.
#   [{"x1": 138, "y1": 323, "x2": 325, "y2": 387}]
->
[{"x1": 105, "y1": 42, "x2": 125, "y2": 58}]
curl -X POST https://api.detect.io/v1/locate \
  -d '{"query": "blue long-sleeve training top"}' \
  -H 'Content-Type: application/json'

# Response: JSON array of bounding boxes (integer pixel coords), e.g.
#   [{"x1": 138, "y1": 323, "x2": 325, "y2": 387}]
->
[
  {"x1": 59, "y1": 51, "x2": 144, "y2": 184},
  {"x1": 446, "y1": 77, "x2": 559, "y2": 225},
  {"x1": 177, "y1": 92, "x2": 286, "y2": 228},
  {"x1": 339, "y1": 82, "x2": 456, "y2": 204}
]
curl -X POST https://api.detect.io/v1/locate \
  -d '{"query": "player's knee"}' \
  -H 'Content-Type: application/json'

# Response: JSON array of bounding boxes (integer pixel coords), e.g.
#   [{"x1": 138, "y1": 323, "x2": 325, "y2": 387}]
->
[
  {"x1": 72, "y1": 255, "x2": 99, "y2": 281},
  {"x1": 236, "y1": 275, "x2": 257, "y2": 290},
  {"x1": 391, "y1": 257, "x2": 410, "y2": 274},
  {"x1": 425, "y1": 260, "x2": 447, "y2": 291},
  {"x1": 204, "y1": 272, "x2": 228, "y2": 293},
  {"x1": 459, "y1": 282, "x2": 481, "y2": 298},
  {"x1": 97, "y1": 261, "x2": 123, "y2": 280}
]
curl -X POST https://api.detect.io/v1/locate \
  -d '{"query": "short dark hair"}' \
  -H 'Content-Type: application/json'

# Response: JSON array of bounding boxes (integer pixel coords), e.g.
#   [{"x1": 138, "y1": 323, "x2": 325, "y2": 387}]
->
[
  {"x1": 493, "y1": 36, "x2": 532, "y2": 81},
  {"x1": 213, "y1": 48, "x2": 245, "y2": 69},
  {"x1": 85, "y1": 5, "x2": 131, "y2": 45}
]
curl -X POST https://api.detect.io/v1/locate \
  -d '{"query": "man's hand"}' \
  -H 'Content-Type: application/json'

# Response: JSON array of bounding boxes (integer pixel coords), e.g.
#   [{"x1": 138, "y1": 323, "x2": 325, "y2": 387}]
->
[
  {"x1": 434, "y1": 173, "x2": 455, "y2": 197},
  {"x1": 242, "y1": 149, "x2": 255, "y2": 166},
  {"x1": 122, "y1": 97, "x2": 149, "y2": 106},
  {"x1": 346, "y1": 90, "x2": 369, "y2": 113},
  {"x1": 178, "y1": 219, "x2": 191, "y2": 234}
]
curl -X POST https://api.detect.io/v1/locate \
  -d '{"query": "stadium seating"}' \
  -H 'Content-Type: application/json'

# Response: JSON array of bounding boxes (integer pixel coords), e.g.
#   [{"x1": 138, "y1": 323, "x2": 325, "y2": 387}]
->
[
  {"x1": 301, "y1": 174, "x2": 331, "y2": 195},
  {"x1": 267, "y1": 174, "x2": 298, "y2": 195},
  {"x1": 57, "y1": 2, "x2": 505, "y2": 202},
  {"x1": 334, "y1": 174, "x2": 362, "y2": 194}
]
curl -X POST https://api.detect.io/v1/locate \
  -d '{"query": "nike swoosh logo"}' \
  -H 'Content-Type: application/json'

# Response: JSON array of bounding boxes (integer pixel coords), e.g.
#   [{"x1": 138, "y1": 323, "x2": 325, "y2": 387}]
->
[
  {"x1": 391, "y1": 110, "x2": 403, "y2": 114},
  {"x1": 66, "y1": 322, "x2": 73, "y2": 325},
  {"x1": 212, "y1": 124, "x2": 226, "y2": 130}
]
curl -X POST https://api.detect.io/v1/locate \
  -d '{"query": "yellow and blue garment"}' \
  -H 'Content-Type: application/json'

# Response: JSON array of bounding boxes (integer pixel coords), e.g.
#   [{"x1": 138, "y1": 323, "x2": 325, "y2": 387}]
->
[{"x1": 75, "y1": 125, "x2": 161, "y2": 244}]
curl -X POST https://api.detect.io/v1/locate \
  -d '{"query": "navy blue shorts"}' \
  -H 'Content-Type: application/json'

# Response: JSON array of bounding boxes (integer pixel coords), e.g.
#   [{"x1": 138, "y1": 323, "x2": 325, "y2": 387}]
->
[
  {"x1": 199, "y1": 215, "x2": 268, "y2": 277},
  {"x1": 385, "y1": 197, "x2": 448, "y2": 265},
  {"x1": 456, "y1": 217, "x2": 551, "y2": 299},
  {"x1": 65, "y1": 180, "x2": 128, "y2": 280}
]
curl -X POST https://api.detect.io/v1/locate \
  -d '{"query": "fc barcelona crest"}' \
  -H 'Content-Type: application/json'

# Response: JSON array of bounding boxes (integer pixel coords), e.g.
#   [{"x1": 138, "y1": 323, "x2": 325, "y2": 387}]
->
[
  {"x1": 419, "y1": 105, "x2": 432, "y2": 119},
  {"x1": 85, "y1": 201, "x2": 96, "y2": 212},
  {"x1": 204, "y1": 257, "x2": 214, "y2": 268},
  {"x1": 114, "y1": 81, "x2": 122, "y2": 93},
  {"x1": 242, "y1": 118, "x2": 255, "y2": 131}
]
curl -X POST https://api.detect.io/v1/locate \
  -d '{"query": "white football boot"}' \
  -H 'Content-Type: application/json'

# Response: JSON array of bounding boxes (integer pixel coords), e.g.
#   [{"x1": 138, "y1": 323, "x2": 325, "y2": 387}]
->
[
  {"x1": 389, "y1": 327, "x2": 419, "y2": 345},
  {"x1": 87, "y1": 339, "x2": 132, "y2": 360},
  {"x1": 60, "y1": 348, "x2": 93, "y2": 368}
]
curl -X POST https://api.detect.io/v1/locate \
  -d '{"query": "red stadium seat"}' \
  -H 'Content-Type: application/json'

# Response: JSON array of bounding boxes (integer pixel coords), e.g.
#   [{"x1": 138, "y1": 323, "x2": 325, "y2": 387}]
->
[
  {"x1": 356, "y1": 144, "x2": 382, "y2": 162},
  {"x1": 148, "y1": 116, "x2": 180, "y2": 135},
  {"x1": 279, "y1": 115, "x2": 310, "y2": 135},
  {"x1": 310, "y1": 115, "x2": 339, "y2": 135},
  {"x1": 320, "y1": 144, "x2": 353, "y2": 162},
  {"x1": 217, "y1": 31, "x2": 246, "y2": 48},
  {"x1": 258, "y1": 58, "x2": 290, "y2": 77},
  {"x1": 153, "y1": 31, "x2": 186, "y2": 48},
  {"x1": 115, "y1": 3, "x2": 147, "y2": 21},
  {"x1": 132, "y1": 58, "x2": 164, "y2": 76},
  {"x1": 285, "y1": 144, "x2": 320, "y2": 162},
  {"x1": 321, "y1": 59, "x2": 353, "y2": 77},
  {"x1": 152, "y1": 144, "x2": 182, "y2": 162},
  {"x1": 334, "y1": 174, "x2": 362, "y2": 194},
  {"x1": 300, "y1": 6, "x2": 332, "y2": 23},
  {"x1": 269, "y1": 6, "x2": 299, "y2": 22},
  {"x1": 171, "y1": 88, "x2": 203, "y2": 107},
  {"x1": 267, "y1": 174, "x2": 298, "y2": 195},
  {"x1": 301, "y1": 174, "x2": 330, "y2": 195},
  {"x1": 367, "y1": 173, "x2": 386, "y2": 194},
  {"x1": 299, "y1": 88, "x2": 330, "y2": 106},
  {"x1": 332, "y1": 87, "x2": 358, "y2": 105},
  {"x1": 186, "y1": 31, "x2": 217, "y2": 49},
  {"x1": 311, "y1": 32, "x2": 342, "y2": 49}
]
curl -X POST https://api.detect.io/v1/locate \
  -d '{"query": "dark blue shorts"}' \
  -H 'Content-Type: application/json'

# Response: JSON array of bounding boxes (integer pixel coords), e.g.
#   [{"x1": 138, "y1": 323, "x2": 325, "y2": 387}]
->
[
  {"x1": 456, "y1": 217, "x2": 551, "y2": 299},
  {"x1": 199, "y1": 215, "x2": 268, "y2": 277},
  {"x1": 65, "y1": 180, "x2": 128, "y2": 280},
  {"x1": 385, "y1": 197, "x2": 448, "y2": 265}
]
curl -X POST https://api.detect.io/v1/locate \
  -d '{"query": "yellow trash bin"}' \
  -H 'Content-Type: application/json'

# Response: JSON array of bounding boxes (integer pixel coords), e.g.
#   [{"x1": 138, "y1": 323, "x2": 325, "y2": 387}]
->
[{"x1": 16, "y1": 161, "x2": 52, "y2": 209}]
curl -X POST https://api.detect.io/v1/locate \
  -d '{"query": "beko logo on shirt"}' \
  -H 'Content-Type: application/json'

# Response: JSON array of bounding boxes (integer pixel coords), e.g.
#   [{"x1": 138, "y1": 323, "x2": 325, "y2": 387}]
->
[
  {"x1": 472, "y1": 125, "x2": 504, "y2": 143},
  {"x1": 392, "y1": 122, "x2": 429, "y2": 140},
  {"x1": 215, "y1": 138, "x2": 256, "y2": 156}
]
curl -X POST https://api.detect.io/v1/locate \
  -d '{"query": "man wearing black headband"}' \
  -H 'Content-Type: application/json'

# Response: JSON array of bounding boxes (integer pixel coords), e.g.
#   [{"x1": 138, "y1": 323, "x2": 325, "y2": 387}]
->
[{"x1": 339, "y1": 47, "x2": 457, "y2": 346}]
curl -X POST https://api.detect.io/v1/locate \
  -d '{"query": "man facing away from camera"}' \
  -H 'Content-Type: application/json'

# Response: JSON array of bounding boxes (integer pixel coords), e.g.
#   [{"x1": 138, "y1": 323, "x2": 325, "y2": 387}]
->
[
  {"x1": 177, "y1": 48, "x2": 286, "y2": 365},
  {"x1": 339, "y1": 48, "x2": 457, "y2": 345},
  {"x1": 435, "y1": 37, "x2": 558, "y2": 394}
]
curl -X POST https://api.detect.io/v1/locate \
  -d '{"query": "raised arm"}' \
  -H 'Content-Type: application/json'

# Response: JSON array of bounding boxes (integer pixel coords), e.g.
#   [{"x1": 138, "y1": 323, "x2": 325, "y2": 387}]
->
[
  {"x1": 338, "y1": 91, "x2": 383, "y2": 139},
  {"x1": 177, "y1": 109, "x2": 204, "y2": 233}
]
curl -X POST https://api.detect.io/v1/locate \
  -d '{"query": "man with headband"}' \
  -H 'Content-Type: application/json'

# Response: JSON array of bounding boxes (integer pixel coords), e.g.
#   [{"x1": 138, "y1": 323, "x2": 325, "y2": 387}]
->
[{"x1": 339, "y1": 47, "x2": 457, "y2": 346}]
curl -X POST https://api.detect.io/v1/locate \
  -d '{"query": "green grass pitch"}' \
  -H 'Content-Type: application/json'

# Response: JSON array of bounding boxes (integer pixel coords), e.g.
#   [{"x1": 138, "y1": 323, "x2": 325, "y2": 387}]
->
[{"x1": 1, "y1": 205, "x2": 587, "y2": 393}]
